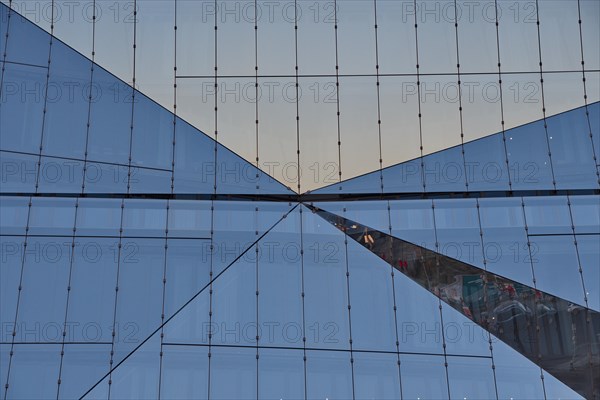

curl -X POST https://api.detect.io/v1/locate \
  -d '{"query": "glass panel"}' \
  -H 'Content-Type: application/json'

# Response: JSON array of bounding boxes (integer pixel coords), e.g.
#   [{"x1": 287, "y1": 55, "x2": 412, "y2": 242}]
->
[
  {"x1": 58, "y1": 344, "x2": 111, "y2": 400},
  {"x1": 4, "y1": 344, "x2": 60, "y2": 400},
  {"x1": 529, "y1": 235, "x2": 586, "y2": 305},
  {"x1": 305, "y1": 350, "x2": 353, "y2": 399},
  {"x1": 172, "y1": 120, "x2": 214, "y2": 193},
  {"x1": 347, "y1": 238, "x2": 396, "y2": 352},
  {"x1": 353, "y1": 352, "x2": 400, "y2": 400},
  {"x1": 501, "y1": 73, "x2": 543, "y2": 130},
  {"x1": 258, "y1": 348, "x2": 304, "y2": 399},
  {"x1": 131, "y1": 92, "x2": 173, "y2": 171},
  {"x1": 457, "y1": 1, "x2": 497, "y2": 73},
  {"x1": 65, "y1": 237, "x2": 118, "y2": 343},
  {"x1": 576, "y1": 235, "x2": 600, "y2": 311},
  {"x1": 314, "y1": 200, "x2": 389, "y2": 234},
  {"x1": 589, "y1": 102, "x2": 600, "y2": 161},
  {"x1": 447, "y1": 356, "x2": 496, "y2": 399},
  {"x1": 0, "y1": 196, "x2": 29, "y2": 235},
  {"x1": 217, "y1": 0, "x2": 254, "y2": 76},
  {"x1": 336, "y1": 0, "x2": 375, "y2": 75},
  {"x1": 399, "y1": 354, "x2": 448, "y2": 399},
  {"x1": 303, "y1": 210, "x2": 349, "y2": 350},
  {"x1": 15, "y1": 236, "x2": 70, "y2": 343},
  {"x1": 86, "y1": 65, "x2": 132, "y2": 165},
  {"x1": 546, "y1": 105, "x2": 598, "y2": 189},
  {"x1": 209, "y1": 346, "x2": 256, "y2": 400},
  {"x1": 422, "y1": 145, "x2": 467, "y2": 192},
  {"x1": 390, "y1": 199, "x2": 436, "y2": 251},
  {"x1": 394, "y1": 272, "x2": 444, "y2": 354},
  {"x1": 4, "y1": 9, "x2": 50, "y2": 66},
  {"x1": 497, "y1": 0, "x2": 539, "y2": 72},
  {"x1": 176, "y1": 0, "x2": 213, "y2": 77},
  {"x1": 505, "y1": 120, "x2": 554, "y2": 190},
  {"x1": 570, "y1": 195, "x2": 600, "y2": 234},
  {"x1": 478, "y1": 198, "x2": 532, "y2": 285},
  {"x1": 463, "y1": 132, "x2": 510, "y2": 192},
  {"x1": 82, "y1": 161, "x2": 129, "y2": 194},
  {"x1": 0, "y1": 236, "x2": 23, "y2": 336},
  {"x1": 460, "y1": 74, "x2": 503, "y2": 142},
  {"x1": 41, "y1": 40, "x2": 89, "y2": 160},
  {"x1": 581, "y1": 0, "x2": 600, "y2": 71},
  {"x1": 128, "y1": 167, "x2": 172, "y2": 194},
  {"x1": 161, "y1": 283, "x2": 210, "y2": 345},
  {"x1": 415, "y1": 0, "x2": 457, "y2": 74},
  {"x1": 258, "y1": 208, "x2": 303, "y2": 348},
  {"x1": 75, "y1": 198, "x2": 122, "y2": 237},
  {"x1": 112, "y1": 238, "x2": 164, "y2": 363},
  {"x1": 492, "y1": 337, "x2": 545, "y2": 399},
  {"x1": 164, "y1": 239, "x2": 211, "y2": 318},
  {"x1": 27, "y1": 197, "x2": 76, "y2": 236},
  {"x1": 258, "y1": 0, "x2": 295, "y2": 76},
  {"x1": 538, "y1": 0, "x2": 581, "y2": 71},
  {"x1": 377, "y1": 1, "x2": 416, "y2": 74},
  {"x1": 160, "y1": 345, "x2": 208, "y2": 399},
  {"x1": 0, "y1": 63, "x2": 45, "y2": 153},
  {"x1": 36, "y1": 156, "x2": 84, "y2": 193},
  {"x1": 523, "y1": 196, "x2": 572, "y2": 235},
  {"x1": 122, "y1": 199, "x2": 167, "y2": 238},
  {"x1": 542, "y1": 72, "x2": 587, "y2": 117},
  {"x1": 296, "y1": 0, "x2": 336, "y2": 75},
  {"x1": 442, "y1": 303, "x2": 491, "y2": 357},
  {"x1": 167, "y1": 200, "x2": 211, "y2": 239}
]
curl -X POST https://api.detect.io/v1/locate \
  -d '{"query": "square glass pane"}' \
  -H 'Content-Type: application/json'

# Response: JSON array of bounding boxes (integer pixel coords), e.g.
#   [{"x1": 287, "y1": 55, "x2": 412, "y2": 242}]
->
[
  {"x1": 122, "y1": 199, "x2": 167, "y2": 238},
  {"x1": 305, "y1": 350, "x2": 353, "y2": 400},
  {"x1": 128, "y1": 166, "x2": 172, "y2": 194},
  {"x1": 27, "y1": 197, "x2": 76, "y2": 236},
  {"x1": 258, "y1": 348, "x2": 304, "y2": 399},
  {"x1": 75, "y1": 198, "x2": 122, "y2": 237},
  {"x1": 399, "y1": 354, "x2": 448, "y2": 399},
  {"x1": 82, "y1": 161, "x2": 128, "y2": 194},
  {"x1": 209, "y1": 346, "x2": 256, "y2": 400},
  {"x1": 447, "y1": 356, "x2": 496, "y2": 399},
  {"x1": 353, "y1": 352, "x2": 401, "y2": 400},
  {"x1": 5, "y1": 10, "x2": 50, "y2": 67},
  {"x1": 390, "y1": 200, "x2": 436, "y2": 250},
  {"x1": 36, "y1": 157, "x2": 84, "y2": 193},
  {"x1": 160, "y1": 345, "x2": 208, "y2": 399},
  {"x1": 0, "y1": 63, "x2": 45, "y2": 153},
  {"x1": 167, "y1": 200, "x2": 211, "y2": 238},
  {"x1": 463, "y1": 132, "x2": 511, "y2": 192},
  {"x1": 5, "y1": 344, "x2": 60, "y2": 400},
  {"x1": 58, "y1": 344, "x2": 111, "y2": 400},
  {"x1": 0, "y1": 196, "x2": 29, "y2": 235}
]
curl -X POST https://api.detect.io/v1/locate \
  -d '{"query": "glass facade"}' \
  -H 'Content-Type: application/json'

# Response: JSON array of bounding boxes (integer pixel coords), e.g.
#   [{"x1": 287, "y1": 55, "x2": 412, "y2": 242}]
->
[{"x1": 1, "y1": 1, "x2": 599, "y2": 399}]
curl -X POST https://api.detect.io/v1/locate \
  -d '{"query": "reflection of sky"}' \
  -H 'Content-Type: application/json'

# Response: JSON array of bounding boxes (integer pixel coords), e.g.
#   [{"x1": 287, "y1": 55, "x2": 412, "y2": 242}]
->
[{"x1": 7, "y1": 0, "x2": 600, "y2": 191}]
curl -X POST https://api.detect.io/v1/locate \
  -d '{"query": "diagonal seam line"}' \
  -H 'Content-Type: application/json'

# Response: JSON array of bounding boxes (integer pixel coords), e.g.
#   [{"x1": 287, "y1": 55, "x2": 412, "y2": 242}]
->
[{"x1": 77, "y1": 203, "x2": 299, "y2": 399}]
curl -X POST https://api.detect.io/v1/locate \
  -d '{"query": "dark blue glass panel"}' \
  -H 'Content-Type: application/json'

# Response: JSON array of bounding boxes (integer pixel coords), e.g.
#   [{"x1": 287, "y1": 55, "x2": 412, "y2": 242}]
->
[
  {"x1": 306, "y1": 350, "x2": 353, "y2": 399},
  {"x1": 523, "y1": 196, "x2": 572, "y2": 235},
  {"x1": 36, "y1": 157, "x2": 84, "y2": 193},
  {"x1": 58, "y1": 344, "x2": 111, "y2": 400},
  {"x1": 576, "y1": 235, "x2": 600, "y2": 311},
  {"x1": 15, "y1": 236, "x2": 70, "y2": 343},
  {"x1": 0, "y1": 5, "x2": 7, "y2": 57},
  {"x1": 65, "y1": 238, "x2": 118, "y2": 343},
  {"x1": 4, "y1": 8, "x2": 49, "y2": 67},
  {"x1": 210, "y1": 253, "x2": 256, "y2": 347},
  {"x1": 167, "y1": 200, "x2": 211, "y2": 238},
  {"x1": 347, "y1": 238, "x2": 397, "y2": 352},
  {"x1": 131, "y1": 92, "x2": 173, "y2": 171},
  {"x1": 433, "y1": 199, "x2": 484, "y2": 269},
  {"x1": 570, "y1": 195, "x2": 600, "y2": 234},
  {"x1": 303, "y1": 209, "x2": 350, "y2": 350},
  {"x1": 75, "y1": 198, "x2": 122, "y2": 237},
  {"x1": 547, "y1": 106, "x2": 598, "y2": 189},
  {"x1": 129, "y1": 167, "x2": 172, "y2": 194},
  {"x1": 463, "y1": 133, "x2": 511, "y2": 191},
  {"x1": 122, "y1": 199, "x2": 167, "y2": 238},
  {"x1": 258, "y1": 208, "x2": 303, "y2": 348},
  {"x1": 258, "y1": 348, "x2": 304, "y2": 399},
  {"x1": 529, "y1": 235, "x2": 586, "y2": 305},
  {"x1": 209, "y1": 346, "x2": 256, "y2": 400},
  {"x1": 108, "y1": 335, "x2": 161, "y2": 400},
  {"x1": 161, "y1": 282, "x2": 210, "y2": 344},
  {"x1": 0, "y1": 236, "x2": 23, "y2": 339},
  {"x1": 393, "y1": 273, "x2": 444, "y2": 354},
  {"x1": 505, "y1": 120, "x2": 554, "y2": 190},
  {"x1": 82, "y1": 161, "x2": 128, "y2": 194},
  {"x1": 0, "y1": 196, "x2": 28, "y2": 235},
  {"x1": 382, "y1": 159, "x2": 423, "y2": 193},
  {"x1": 86, "y1": 66, "x2": 131, "y2": 165},
  {"x1": 160, "y1": 345, "x2": 208, "y2": 399},
  {"x1": 423, "y1": 145, "x2": 467, "y2": 192},
  {"x1": 27, "y1": 197, "x2": 76, "y2": 236},
  {"x1": 447, "y1": 356, "x2": 496, "y2": 399},
  {"x1": 173, "y1": 120, "x2": 214, "y2": 193},
  {"x1": 112, "y1": 238, "x2": 163, "y2": 363},
  {"x1": 164, "y1": 239, "x2": 211, "y2": 318},
  {"x1": 41, "y1": 40, "x2": 90, "y2": 160},
  {"x1": 398, "y1": 354, "x2": 448, "y2": 399},
  {"x1": 478, "y1": 198, "x2": 533, "y2": 286},
  {"x1": 0, "y1": 151, "x2": 37, "y2": 192},
  {"x1": 390, "y1": 200, "x2": 436, "y2": 251},
  {"x1": 0, "y1": 63, "x2": 45, "y2": 153},
  {"x1": 4, "y1": 344, "x2": 60, "y2": 399},
  {"x1": 353, "y1": 352, "x2": 401, "y2": 400}
]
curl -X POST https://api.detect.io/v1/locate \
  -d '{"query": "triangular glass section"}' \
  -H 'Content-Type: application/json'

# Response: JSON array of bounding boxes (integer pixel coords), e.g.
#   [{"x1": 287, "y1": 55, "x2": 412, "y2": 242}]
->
[
  {"x1": 311, "y1": 103, "x2": 599, "y2": 195},
  {"x1": 0, "y1": 3, "x2": 291, "y2": 195},
  {"x1": 311, "y1": 205, "x2": 599, "y2": 399}
]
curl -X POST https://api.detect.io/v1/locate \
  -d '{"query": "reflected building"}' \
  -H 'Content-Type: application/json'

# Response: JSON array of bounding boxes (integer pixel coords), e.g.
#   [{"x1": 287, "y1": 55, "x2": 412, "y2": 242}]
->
[{"x1": 0, "y1": 1, "x2": 599, "y2": 399}]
